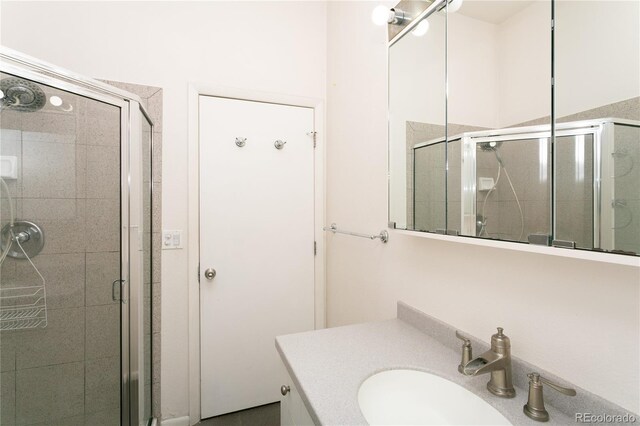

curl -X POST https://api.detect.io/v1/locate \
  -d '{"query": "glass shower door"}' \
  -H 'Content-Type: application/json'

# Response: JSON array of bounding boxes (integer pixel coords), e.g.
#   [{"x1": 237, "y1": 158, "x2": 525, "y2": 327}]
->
[
  {"x1": 0, "y1": 72, "x2": 123, "y2": 425},
  {"x1": 413, "y1": 141, "x2": 447, "y2": 232},
  {"x1": 472, "y1": 136, "x2": 551, "y2": 243}
]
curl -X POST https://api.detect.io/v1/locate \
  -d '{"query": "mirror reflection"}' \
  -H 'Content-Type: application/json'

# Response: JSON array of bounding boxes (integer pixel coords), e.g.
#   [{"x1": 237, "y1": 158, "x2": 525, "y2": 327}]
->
[
  {"x1": 448, "y1": 0, "x2": 551, "y2": 242},
  {"x1": 389, "y1": 10, "x2": 446, "y2": 232},
  {"x1": 555, "y1": 0, "x2": 640, "y2": 254},
  {"x1": 388, "y1": 0, "x2": 640, "y2": 255}
]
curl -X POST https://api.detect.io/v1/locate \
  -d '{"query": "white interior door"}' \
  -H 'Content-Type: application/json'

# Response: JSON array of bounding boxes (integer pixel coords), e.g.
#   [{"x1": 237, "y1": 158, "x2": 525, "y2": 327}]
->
[{"x1": 199, "y1": 96, "x2": 316, "y2": 418}]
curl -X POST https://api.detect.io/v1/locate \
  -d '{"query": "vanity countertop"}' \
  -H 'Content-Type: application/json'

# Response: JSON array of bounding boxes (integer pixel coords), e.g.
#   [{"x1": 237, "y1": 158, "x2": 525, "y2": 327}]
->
[{"x1": 276, "y1": 302, "x2": 633, "y2": 426}]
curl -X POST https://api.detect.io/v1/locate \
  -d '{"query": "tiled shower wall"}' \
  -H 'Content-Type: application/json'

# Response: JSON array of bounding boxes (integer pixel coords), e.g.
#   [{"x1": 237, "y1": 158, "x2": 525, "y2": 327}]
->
[{"x1": 475, "y1": 139, "x2": 551, "y2": 242}]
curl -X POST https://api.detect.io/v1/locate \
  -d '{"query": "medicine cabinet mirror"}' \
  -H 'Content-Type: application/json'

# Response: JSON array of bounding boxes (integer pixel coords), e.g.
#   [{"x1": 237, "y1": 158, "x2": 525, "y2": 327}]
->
[{"x1": 388, "y1": 0, "x2": 640, "y2": 256}]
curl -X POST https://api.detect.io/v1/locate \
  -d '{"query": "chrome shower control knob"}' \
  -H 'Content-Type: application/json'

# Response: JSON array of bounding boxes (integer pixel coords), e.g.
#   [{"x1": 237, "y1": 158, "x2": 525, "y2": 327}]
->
[
  {"x1": 274, "y1": 140, "x2": 287, "y2": 150},
  {"x1": 280, "y1": 385, "x2": 290, "y2": 396},
  {"x1": 204, "y1": 268, "x2": 216, "y2": 280},
  {"x1": 0, "y1": 220, "x2": 45, "y2": 259}
]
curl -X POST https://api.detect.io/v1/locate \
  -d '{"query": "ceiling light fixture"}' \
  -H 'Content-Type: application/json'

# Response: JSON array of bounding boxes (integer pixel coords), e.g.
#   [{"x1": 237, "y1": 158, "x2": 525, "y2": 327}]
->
[
  {"x1": 372, "y1": 5, "x2": 407, "y2": 26},
  {"x1": 440, "y1": 0, "x2": 464, "y2": 13},
  {"x1": 411, "y1": 19, "x2": 430, "y2": 36},
  {"x1": 448, "y1": 0, "x2": 464, "y2": 13}
]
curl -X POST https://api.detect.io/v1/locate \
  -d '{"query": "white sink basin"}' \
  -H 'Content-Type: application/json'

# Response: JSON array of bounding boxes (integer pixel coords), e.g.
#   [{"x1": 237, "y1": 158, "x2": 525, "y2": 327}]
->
[{"x1": 358, "y1": 369, "x2": 512, "y2": 425}]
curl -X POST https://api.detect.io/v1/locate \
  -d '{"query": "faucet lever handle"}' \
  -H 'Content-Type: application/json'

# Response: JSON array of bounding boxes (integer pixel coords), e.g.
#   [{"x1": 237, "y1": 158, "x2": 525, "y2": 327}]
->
[
  {"x1": 528, "y1": 373, "x2": 577, "y2": 396},
  {"x1": 455, "y1": 330, "x2": 470, "y2": 346},
  {"x1": 524, "y1": 372, "x2": 576, "y2": 422},
  {"x1": 455, "y1": 331, "x2": 472, "y2": 374}
]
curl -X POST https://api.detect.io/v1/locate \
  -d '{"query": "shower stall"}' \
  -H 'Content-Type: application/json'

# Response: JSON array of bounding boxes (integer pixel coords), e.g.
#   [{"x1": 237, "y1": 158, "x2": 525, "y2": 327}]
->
[
  {"x1": 0, "y1": 48, "x2": 155, "y2": 425},
  {"x1": 414, "y1": 118, "x2": 640, "y2": 255}
]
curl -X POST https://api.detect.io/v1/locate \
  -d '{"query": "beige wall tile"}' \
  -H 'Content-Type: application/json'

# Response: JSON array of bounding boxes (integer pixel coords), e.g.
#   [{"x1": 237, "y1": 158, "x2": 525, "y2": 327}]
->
[
  {"x1": 85, "y1": 304, "x2": 119, "y2": 360},
  {"x1": 0, "y1": 111, "x2": 22, "y2": 131},
  {"x1": 86, "y1": 252, "x2": 120, "y2": 307},
  {"x1": 0, "y1": 336, "x2": 16, "y2": 372},
  {"x1": 1, "y1": 370, "x2": 15, "y2": 425},
  {"x1": 85, "y1": 199, "x2": 119, "y2": 253},
  {"x1": 20, "y1": 111, "x2": 75, "y2": 141},
  {"x1": 83, "y1": 409, "x2": 119, "y2": 426},
  {"x1": 15, "y1": 362, "x2": 84, "y2": 424},
  {"x1": 147, "y1": 92, "x2": 163, "y2": 130},
  {"x1": 85, "y1": 357, "x2": 119, "y2": 414},
  {"x1": 22, "y1": 199, "x2": 86, "y2": 254},
  {"x1": 86, "y1": 145, "x2": 120, "y2": 199},
  {"x1": 77, "y1": 100, "x2": 120, "y2": 147},
  {"x1": 15, "y1": 307, "x2": 84, "y2": 370},
  {"x1": 22, "y1": 141, "x2": 76, "y2": 198},
  {"x1": 152, "y1": 132, "x2": 162, "y2": 184},
  {"x1": 14, "y1": 253, "x2": 84, "y2": 309}
]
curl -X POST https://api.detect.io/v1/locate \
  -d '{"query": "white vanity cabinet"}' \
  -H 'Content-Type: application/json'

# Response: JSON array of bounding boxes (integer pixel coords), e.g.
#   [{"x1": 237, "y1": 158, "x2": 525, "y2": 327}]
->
[{"x1": 280, "y1": 370, "x2": 314, "y2": 426}]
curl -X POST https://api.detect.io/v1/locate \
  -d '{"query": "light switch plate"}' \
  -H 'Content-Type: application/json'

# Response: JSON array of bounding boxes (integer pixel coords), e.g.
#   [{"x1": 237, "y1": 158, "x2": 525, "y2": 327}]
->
[{"x1": 162, "y1": 230, "x2": 183, "y2": 249}]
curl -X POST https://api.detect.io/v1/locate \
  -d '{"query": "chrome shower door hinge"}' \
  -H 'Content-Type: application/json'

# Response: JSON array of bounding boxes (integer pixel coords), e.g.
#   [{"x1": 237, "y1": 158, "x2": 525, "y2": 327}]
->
[
  {"x1": 314, "y1": 241, "x2": 317, "y2": 256},
  {"x1": 197, "y1": 264, "x2": 200, "y2": 283}
]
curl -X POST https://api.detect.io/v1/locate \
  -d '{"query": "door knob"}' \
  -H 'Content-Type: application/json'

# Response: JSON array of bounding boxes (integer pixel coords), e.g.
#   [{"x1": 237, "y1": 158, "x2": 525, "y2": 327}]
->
[
  {"x1": 204, "y1": 268, "x2": 216, "y2": 280},
  {"x1": 280, "y1": 385, "x2": 290, "y2": 396}
]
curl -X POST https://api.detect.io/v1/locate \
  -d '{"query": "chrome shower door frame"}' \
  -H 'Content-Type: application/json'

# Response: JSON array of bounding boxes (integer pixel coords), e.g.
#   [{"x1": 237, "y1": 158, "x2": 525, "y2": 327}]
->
[
  {"x1": 460, "y1": 128, "x2": 555, "y2": 238},
  {"x1": 128, "y1": 100, "x2": 155, "y2": 426},
  {"x1": 462, "y1": 119, "x2": 626, "y2": 249},
  {"x1": 599, "y1": 119, "x2": 640, "y2": 252},
  {"x1": 0, "y1": 47, "x2": 153, "y2": 426}
]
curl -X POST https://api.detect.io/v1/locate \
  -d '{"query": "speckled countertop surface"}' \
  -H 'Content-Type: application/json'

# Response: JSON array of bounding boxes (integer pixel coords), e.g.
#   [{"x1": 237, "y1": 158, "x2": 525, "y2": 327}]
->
[{"x1": 276, "y1": 302, "x2": 635, "y2": 426}]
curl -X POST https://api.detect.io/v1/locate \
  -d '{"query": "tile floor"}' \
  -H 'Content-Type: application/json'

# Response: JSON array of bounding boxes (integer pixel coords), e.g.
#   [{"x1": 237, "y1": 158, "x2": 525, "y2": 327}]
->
[{"x1": 197, "y1": 402, "x2": 280, "y2": 426}]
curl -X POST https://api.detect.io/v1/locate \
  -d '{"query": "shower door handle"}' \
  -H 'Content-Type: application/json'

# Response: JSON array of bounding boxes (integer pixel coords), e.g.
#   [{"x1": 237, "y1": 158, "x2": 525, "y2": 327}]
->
[{"x1": 112, "y1": 279, "x2": 126, "y2": 303}]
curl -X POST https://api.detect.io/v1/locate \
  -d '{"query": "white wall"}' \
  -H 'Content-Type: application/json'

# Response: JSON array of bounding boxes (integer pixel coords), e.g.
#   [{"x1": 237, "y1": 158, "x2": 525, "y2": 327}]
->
[
  {"x1": 0, "y1": 1, "x2": 327, "y2": 421},
  {"x1": 327, "y1": 0, "x2": 639, "y2": 414}
]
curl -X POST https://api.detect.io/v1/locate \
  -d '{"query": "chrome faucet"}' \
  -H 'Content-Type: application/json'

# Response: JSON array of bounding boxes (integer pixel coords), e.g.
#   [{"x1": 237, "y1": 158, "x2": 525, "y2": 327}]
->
[{"x1": 461, "y1": 327, "x2": 516, "y2": 398}]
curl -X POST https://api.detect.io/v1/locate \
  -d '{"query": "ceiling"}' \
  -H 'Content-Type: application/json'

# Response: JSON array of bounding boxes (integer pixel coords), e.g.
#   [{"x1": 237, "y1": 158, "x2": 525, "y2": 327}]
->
[{"x1": 457, "y1": 0, "x2": 536, "y2": 24}]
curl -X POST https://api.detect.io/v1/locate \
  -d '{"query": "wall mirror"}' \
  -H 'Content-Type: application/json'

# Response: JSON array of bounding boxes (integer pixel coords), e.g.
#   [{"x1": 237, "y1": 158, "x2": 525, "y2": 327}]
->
[{"x1": 388, "y1": 0, "x2": 640, "y2": 256}]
